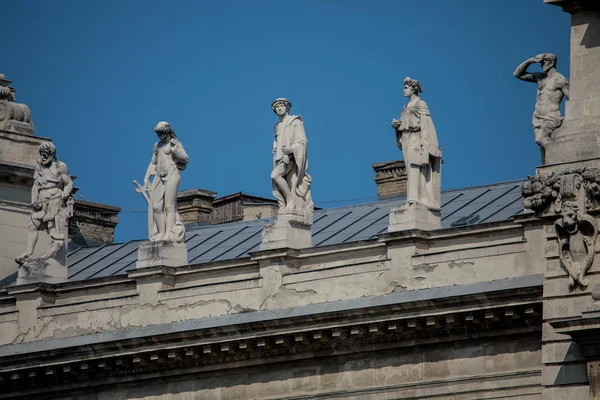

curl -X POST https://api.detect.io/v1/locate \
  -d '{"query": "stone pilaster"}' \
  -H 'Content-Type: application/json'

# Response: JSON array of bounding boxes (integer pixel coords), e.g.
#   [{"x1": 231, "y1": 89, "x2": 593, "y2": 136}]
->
[{"x1": 533, "y1": 2, "x2": 600, "y2": 398}]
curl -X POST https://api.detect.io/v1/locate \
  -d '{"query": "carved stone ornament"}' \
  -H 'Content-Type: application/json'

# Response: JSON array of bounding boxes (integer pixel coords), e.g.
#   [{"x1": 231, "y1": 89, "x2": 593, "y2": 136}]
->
[
  {"x1": 0, "y1": 73, "x2": 34, "y2": 135},
  {"x1": 523, "y1": 167, "x2": 600, "y2": 289}
]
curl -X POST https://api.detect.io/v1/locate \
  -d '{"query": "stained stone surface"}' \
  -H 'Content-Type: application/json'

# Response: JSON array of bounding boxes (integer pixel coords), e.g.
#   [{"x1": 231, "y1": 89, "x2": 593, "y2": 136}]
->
[
  {"x1": 136, "y1": 240, "x2": 188, "y2": 269},
  {"x1": 16, "y1": 247, "x2": 67, "y2": 285},
  {"x1": 260, "y1": 210, "x2": 313, "y2": 250},
  {"x1": 388, "y1": 203, "x2": 441, "y2": 232}
]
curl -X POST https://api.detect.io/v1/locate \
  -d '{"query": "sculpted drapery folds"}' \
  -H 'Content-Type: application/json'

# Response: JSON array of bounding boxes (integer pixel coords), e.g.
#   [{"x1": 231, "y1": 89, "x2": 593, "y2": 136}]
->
[
  {"x1": 140, "y1": 121, "x2": 189, "y2": 243},
  {"x1": 16, "y1": 142, "x2": 73, "y2": 264},
  {"x1": 391, "y1": 77, "x2": 442, "y2": 211},
  {"x1": 270, "y1": 98, "x2": 314, "y2": 213}
]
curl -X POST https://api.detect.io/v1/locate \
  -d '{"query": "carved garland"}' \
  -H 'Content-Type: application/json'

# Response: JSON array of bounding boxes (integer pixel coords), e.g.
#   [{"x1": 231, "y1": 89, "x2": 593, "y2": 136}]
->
[{"x1": 523, "y1": 167, "x2": 600, "y2": 290}]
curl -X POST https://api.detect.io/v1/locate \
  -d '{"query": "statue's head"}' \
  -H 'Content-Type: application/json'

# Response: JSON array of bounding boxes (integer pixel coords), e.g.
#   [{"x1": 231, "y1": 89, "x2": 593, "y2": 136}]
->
[
  {"x1": 271, "y1": 98, "x2": 292, "y2": 116},
  {"x1": 154, "y1": 121, "x2": 177, "y2": 142},
  {"x1": 538, "y1": 53, "x2": 557, "y2": 73},
  {"x1": 403, "y1": 77, "x2": 423, "y2": 98},
  {"x1": 38, "y1": 142, "x2": 56, "y2": 166},
  {"x1": 561, "y1": 201, "x2": 579, "y2": 233}
]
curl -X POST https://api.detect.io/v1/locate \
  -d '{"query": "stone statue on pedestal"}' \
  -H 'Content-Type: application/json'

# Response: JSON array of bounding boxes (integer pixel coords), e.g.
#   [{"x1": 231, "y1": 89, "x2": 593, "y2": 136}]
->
[
  {"x1": 261, "y1": 98, "x2": 314, "y2": 250},
  {"x1": 271, "y1": 98, "x2": 313, "y2": 214},
  {"x1": 134, "y1": 122, "x2": 190, "y2": 269},
  {"x1": 391, "y1": 77, "x2": 442, "y2": 212},
  {"x1": 136, "y1": 121, "x2": 189, "y2": 243},
  {"x1": 513, "y1": 53, "x2": 569, "y2": 163},
  {"x1": 16, "y1": 142, "x2": 74, "y2": 283}
]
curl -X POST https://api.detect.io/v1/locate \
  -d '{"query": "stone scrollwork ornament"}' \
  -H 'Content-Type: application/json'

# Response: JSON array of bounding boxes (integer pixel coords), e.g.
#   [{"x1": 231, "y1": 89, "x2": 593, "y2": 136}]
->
[
  {"x1": 555, "y1": 200, "x2": 598, "y2": 290},
  {"x1": 523, "y1": 167, "x2": 600, "y2": 290}
]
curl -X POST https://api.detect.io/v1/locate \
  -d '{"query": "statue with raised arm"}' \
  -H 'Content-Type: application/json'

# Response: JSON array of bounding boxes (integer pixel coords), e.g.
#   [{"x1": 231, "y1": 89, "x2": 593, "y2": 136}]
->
[
  {"x1": 140, "y1": 121, "x2": 189, "y2": 243},
  {"x1": 16, "y1": 142, "x2": 73, "y2": 265},
  {"x1": 271, "y1": 98, "x2": 314, "y2": 213},
  {"x1": 391, "y1": 77, "x2": 442, "y2": 211},
  {"x1": 513, "y1": 53, "x2": 569, "y2": 162}
]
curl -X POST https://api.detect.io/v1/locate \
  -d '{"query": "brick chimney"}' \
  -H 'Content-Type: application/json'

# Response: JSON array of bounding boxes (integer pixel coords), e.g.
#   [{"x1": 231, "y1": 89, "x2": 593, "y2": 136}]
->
[
  {"x1": 177, "y1": 188, "x2": 217, "y2": 225},
  {"x1": 372, "y1": 160, "x2": 407, "y2": 199},
  {"x1": 70, "y1": 200, "x2": 121, "y2": 245}
]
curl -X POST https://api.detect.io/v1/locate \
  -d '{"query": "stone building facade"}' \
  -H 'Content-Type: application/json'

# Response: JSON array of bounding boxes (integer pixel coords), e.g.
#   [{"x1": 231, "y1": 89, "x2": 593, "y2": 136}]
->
[{"x1": 0, "y1": 1, "x2": 599, "y2": 399}]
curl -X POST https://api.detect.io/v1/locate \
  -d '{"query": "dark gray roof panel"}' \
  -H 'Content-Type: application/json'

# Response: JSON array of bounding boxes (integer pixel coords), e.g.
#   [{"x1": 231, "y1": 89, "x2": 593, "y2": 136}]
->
[{"x1": 61, "y1": 179, "x2": 525, "y2": 282}]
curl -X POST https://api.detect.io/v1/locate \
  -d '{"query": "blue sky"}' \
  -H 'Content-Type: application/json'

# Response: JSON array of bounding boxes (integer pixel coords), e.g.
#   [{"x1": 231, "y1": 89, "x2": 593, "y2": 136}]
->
[{"x1": 2, "y1": 0, "x2": 570, "y2": 242}]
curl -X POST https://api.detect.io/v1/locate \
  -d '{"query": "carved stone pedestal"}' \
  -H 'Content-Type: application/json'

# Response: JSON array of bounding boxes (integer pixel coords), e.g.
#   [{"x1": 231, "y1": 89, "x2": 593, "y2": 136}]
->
[
  {"x1": 260, "y1": 210, "x2": 313, "y2": 250},
  {"x1": 17, "y1": 247, "x2": 68, "y2": 285},
  {"x1": 136, "y1": 241, "x2": 188, "y2": 269},
  {"x1": 388, "y1": 203, "x2": 441, "y2": 232}
]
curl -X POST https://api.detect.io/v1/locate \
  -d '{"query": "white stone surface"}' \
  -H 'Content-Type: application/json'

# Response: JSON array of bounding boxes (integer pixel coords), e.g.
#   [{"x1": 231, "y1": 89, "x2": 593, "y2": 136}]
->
[
  {"x1": 270, "y1": 98, "x2": 313, "y2": 213},
  {"x1": 388, "y1": 202, "x2": 441, "y2": 232},
  {"x1": 260, "y1": 210, "x2": 313, "y2": 250},
  {"x1": 15, "y1": 142, "x2": 73, "y2": 283},
  {"x1": 391, "y1": 78, "x2": 442, "y2": 213},
  {"x1": 136, "y1": 240, "x2": 188, "y2": 269},
  {"x1": 16, "y1": 246, "x2": 67, "y2": 285},
  {"x1": 138, "y1": 121, "x2": 189, "y2": 243},
  {"x1": 513, "y1": 54, "x2": 569, "y2": 163}
]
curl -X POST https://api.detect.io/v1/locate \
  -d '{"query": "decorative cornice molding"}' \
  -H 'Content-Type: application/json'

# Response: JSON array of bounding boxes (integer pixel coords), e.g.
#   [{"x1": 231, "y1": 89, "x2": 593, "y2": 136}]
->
[{"x1": 0, "y1": 291, "x2": 542, "y2": 397}]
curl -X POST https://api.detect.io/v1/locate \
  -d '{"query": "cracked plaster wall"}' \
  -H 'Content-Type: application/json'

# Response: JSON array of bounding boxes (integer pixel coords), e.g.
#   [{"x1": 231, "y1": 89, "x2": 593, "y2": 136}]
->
[{"x1": 1, "y1": 222, "x2": 546, "y2": 346}]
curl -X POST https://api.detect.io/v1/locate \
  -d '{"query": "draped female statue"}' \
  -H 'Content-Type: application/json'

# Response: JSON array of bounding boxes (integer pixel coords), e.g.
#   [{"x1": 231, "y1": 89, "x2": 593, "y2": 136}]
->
[{"x1": 391, "y1": 77, "x2": 442, "y2": 211}]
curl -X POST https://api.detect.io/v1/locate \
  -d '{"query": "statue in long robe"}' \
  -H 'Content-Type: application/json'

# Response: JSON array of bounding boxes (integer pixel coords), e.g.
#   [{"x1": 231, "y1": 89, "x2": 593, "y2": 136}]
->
[
  {"x1": 270, "y1": 98, "x2": 313, "y2": 213},
  {"x1": 392, "y1": 77, "x2": 442, "y2": 211}
]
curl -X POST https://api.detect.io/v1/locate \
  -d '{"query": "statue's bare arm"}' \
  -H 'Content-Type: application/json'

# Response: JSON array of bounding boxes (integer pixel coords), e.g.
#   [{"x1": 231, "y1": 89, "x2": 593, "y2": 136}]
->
[
  {"x1": 172, "y1": 139, "x2": 189, "y2": 166},
  {"x1": 58, "y1": 163, "x2": 73, "y2": 199},
  {"x1": 560, "y1": 76, "x2": 570, "y2": 100},
  {"x1": 31, "y1": 172, "x2": 40, "y2": 205},
  {"x1": 513, "y1": 57, "x2": 544, "y2": 83}
]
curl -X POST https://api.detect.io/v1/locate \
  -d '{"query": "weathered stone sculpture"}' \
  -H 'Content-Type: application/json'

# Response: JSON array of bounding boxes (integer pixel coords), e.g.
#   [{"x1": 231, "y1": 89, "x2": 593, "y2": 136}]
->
[
  {"x1": 16, "y1": 142, "x2": 73, "y2": 284},
  {"x1": 522, "y1": 167, "x2": 600, "y2": 290},
  {"x1": 139, "y1": 121, "x2": 189, "y2": 243},
  {"x1": 0, "y1": 73, "x2": 34, "y2": 135},
  {"x1": 135, "y1": 122, "x2": 189, "y2": 268},
  {"x1": 389, "y1": 78, "x2": 442, "y2": 232},
  {"x1": 513, "y1": 53, "x2": 569, "y2": 163},
  {"x1": 270, "y1": 98, "x2": 314, "y2": 213},
  {"x1": 261, "y1": 98, "x2": 313, "y2": 250}
]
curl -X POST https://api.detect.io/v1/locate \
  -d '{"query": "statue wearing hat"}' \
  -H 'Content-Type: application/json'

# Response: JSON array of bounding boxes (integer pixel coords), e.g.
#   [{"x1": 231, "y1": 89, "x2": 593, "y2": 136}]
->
[{"x1": 270, "y1": 98, "x2": 313, "y2": 213}]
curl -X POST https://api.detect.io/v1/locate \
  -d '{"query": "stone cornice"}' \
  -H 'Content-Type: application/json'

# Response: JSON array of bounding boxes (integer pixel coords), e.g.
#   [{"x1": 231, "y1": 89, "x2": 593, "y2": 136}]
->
[
  {"x1": 0, "y1": 279, "x2": 542, "y2": 398},
  {"x1": 544, "y1": 0, "x2": 600, "y2": 13}
]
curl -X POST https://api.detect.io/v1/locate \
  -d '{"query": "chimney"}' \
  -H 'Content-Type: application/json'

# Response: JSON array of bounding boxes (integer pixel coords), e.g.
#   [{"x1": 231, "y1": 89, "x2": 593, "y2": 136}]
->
[
  {"x1": 70, "y1": 200, "x2": 121, "y2": 245},
  {"x1": 177, "y1": 188, "x2": 217, "y2": 225},
  {"x1": 372, "y1": 160, "x2": 407, "y2": 199}
]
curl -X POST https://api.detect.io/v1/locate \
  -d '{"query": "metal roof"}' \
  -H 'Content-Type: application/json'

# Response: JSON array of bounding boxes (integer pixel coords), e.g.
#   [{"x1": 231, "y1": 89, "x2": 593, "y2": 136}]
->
[{"x1": 60, "y1": 179, "x2": 525, "y2": 283}]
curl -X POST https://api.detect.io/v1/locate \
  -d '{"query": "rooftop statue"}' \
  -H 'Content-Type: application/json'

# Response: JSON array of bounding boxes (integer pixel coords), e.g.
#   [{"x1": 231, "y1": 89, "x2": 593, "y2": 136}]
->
[
  {"x1": 391, "y1": 77, "x2": 442, "y2": 212},
  {"x1": 135, "y1": 121, "x2": 189, "y2": 243},
  {"x1": 16, "y1": 142, "x2": 73, "y2": 266},
  {"x1": 513, "y1": 53, "x2": 569, "y2": 163},
  {"x1": 270, "y1": 98, "x2": 313, "y2": 214}
]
